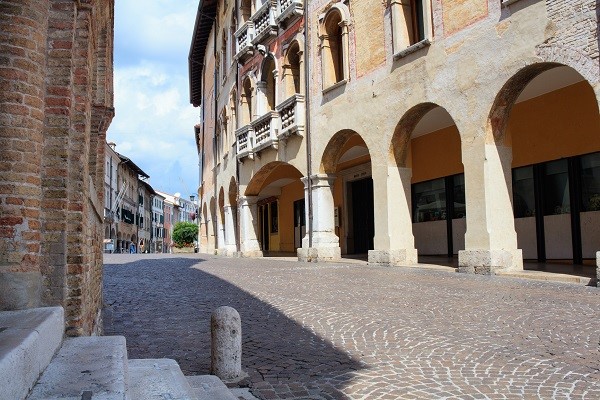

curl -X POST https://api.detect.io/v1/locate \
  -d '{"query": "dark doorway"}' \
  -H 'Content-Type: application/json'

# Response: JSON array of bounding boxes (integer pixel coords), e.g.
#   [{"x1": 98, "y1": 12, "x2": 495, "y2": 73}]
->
[
  {"x1": 258, "y1": 204, "x2": 269, "y2": 252},
  {"x1": 350, "y1": 178, "x2": 374, "y2": 254},
  {"x1": 293, "y1": 199, "x2": 306, "y2": 250}
]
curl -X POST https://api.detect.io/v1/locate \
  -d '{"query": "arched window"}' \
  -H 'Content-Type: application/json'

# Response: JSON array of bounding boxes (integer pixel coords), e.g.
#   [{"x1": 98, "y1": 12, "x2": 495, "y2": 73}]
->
[
  {"x1": 390, "y1": 0, "x2": 431, "y2": 55},
  {"x1": 260, "y1": 56, "x2": 277, "y2": 112},
  {"x1": 229, "y1": 90, "x2": 238, "y2": 144},
  {"x1": 241, "y1": 77, "x2": 254, "y2": 125},
  {"x1": 284, "y1": 41, "x2": 302, "y2": 97},
  {"x1": 320, "y1": 5, "x2": 350, "y2": 89},
  {"x1": 230, "y1": 13, "x2": 237, "y2": 65},
  {"x1": 240, "y1": 0, "x2": 252, "y2": 24}
]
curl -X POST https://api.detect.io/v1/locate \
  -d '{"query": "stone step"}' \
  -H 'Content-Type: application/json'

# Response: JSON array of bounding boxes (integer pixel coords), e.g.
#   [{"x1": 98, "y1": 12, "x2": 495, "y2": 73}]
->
[
  {"x1": 27, "y1": 336, "x2": 128, "y2": 400},
  {"x1": 128, "y1": 358, "x2": 197, "y2": 400},
  {"x1": 186, "y1": 375, "x2": 239, "y2": 400},
  {"x1": 0, "y1": 306, "x2": 64, "y2": 400}
]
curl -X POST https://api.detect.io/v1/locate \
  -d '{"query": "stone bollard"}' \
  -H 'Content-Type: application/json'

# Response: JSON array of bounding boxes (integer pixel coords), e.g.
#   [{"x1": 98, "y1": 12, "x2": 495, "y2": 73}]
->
[{"x1": 211, "y1": 306, "x2": 242, "y2": 381}]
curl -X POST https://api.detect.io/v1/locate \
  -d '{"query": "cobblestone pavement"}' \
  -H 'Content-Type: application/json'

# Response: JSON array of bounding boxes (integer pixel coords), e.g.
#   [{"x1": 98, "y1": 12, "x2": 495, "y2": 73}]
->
[{"x1": 103, "y1": 254, "x2": 600, "y2": 400}]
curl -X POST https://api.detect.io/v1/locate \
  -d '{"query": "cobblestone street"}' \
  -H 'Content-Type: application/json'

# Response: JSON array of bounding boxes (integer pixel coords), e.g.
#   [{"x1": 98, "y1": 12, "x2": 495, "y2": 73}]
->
[{"x1": 103, "y1": 254, "x2": 600, "y2": 399}]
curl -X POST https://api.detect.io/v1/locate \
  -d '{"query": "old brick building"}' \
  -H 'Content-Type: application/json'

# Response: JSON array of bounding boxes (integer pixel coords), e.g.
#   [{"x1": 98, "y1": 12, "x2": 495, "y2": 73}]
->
[{"x1": 0, "y1": 0, "x2": 114, "y2": 335}]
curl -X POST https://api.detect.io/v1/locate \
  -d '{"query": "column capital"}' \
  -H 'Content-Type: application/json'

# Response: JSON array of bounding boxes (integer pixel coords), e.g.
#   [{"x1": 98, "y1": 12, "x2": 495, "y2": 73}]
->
[
  {"x1": 301, "y1": 174, "x2": 337, "y2": 189},
  {"x1": 238, "y1": 195, "x2": 258, "y2": 206}
]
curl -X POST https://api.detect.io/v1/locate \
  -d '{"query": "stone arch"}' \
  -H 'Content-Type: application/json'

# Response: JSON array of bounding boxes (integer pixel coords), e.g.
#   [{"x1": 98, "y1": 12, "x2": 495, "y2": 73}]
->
[
  {"x1": 320, "y1": 129, "x2": 369, "y2": 174},
  {"x1": 488, "y1": 62, "x2": 600, "y2": 144},
  {"x1": 244, "y1": 161, "x2": 303, "y2": 196},
  {"x1": 389, "y1": 102, "x2": 438, "y2": 167}
]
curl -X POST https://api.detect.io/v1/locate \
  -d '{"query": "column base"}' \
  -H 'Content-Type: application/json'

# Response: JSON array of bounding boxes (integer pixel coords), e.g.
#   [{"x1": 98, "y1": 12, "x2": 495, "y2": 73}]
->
[
  {"x1": 368, "y1": 249, "x2": 418, "y2": 267},
  {"x1": 596, "y1": 251, "x2": 600, "y2": 287},
  {"x1": 297, "y1": 247, "x2": 341, "y2": 262},
  {"x1": 216, "y1": 246, "x2": 238, "y2": 257},
  {"x1": 458, "y1": 249, "x2": 523, "y2": 275},
  {"x1": 239, "y1": 250, "x2": 264, "y2": 258}
]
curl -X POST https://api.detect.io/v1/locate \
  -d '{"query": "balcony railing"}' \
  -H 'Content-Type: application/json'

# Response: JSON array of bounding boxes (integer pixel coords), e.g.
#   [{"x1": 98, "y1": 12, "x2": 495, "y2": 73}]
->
[
  {"x1": 234, "y1": 21, "x2": 254, "y2": 62},
  {"x1": 251, "y1": 111, "x2": 279, "y2": 152},
  {"x1": 276, "y1": 94, "x2": 305, "y2": 139},
  {"x1": 276, "y1": 0, "x2": 303, "y2": 25},
  {"x1": 235, "y1": 124, "x2": 255, "y2": 160},
  {"x1": 251, "y1": 2, "x2": 277, "y2": 45}
]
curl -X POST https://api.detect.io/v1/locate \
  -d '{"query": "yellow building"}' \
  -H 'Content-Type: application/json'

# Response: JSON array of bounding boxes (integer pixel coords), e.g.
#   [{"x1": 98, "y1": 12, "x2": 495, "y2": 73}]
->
[{"x1": 190, "y1": 0, "x2": 599, "y2": 277}]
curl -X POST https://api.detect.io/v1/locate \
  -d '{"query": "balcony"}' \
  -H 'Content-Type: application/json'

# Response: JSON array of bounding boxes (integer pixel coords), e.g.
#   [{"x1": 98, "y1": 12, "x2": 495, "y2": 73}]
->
[
  {"x1": 276, "y1": 0, "x2": 303, "y2": 25},
  {"x1": 236, "y1": 124, "x2": 255, "y2": 160},
  {"x1": 251, "y1": 111, "x2": 279, "y2": 153},
  {"x1": 251, "y1": 1, "x2": 277, "y2": 45},
  {"x1": 276, "y1": 94, "x2": 305, "y2": 139},
  {"x1": 234, "y1": 21, "x2": 254, "y2": 63}
]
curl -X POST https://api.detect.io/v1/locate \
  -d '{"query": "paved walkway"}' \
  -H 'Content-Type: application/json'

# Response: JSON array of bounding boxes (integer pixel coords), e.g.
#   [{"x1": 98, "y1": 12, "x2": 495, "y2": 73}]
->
[{"x1": 103, "y1": 253, "x2": 600, "y2": 399}]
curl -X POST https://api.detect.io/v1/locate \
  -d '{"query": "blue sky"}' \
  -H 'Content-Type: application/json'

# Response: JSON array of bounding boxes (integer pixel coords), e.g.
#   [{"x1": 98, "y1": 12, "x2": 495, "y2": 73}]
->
[{"x1": 107, "y1": 0, "x2": 199, "y2": 197}]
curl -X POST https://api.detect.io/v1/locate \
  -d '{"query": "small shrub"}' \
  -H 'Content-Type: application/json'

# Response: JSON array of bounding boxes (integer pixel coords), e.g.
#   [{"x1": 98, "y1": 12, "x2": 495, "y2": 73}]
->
[{"x1": 172, "y1": 221, "x2": 198, "y2": 248}]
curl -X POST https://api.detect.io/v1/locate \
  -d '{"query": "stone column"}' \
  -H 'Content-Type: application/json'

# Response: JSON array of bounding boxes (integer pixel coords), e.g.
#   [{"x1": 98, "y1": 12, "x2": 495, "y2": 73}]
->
[
  {"x1": 223, "y1": 205, "x2": 238, "y2": 255},
  {"x1": 458, "y1": 137, "x2": 522, "y2": 274},
  {"x1": 255, "y1": 81, "x2": 267, "y2": 117},
  {"x1": 216, "y1": 213, "x2": 225, "y2": 255},
  {"x1": 238, "y1": 196, "x2": 262, "y2": 257},
  {"x1": 298, "y1": 174, "x2": 341, "y2": 262},
  {"x1": 0, "y1": 0, "x2": 49, "y2": 310},
  {"x1": 369, "y1": 165, "x2": 417, "y2": 266}
]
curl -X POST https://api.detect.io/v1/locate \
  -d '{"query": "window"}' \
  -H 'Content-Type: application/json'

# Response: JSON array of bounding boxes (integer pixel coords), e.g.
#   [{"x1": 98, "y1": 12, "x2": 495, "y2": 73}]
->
[
  {"x1": 412, "y1": 178, "x2": 446, "y2": 223},
  {"x1": 319, "y1": 5, "x2": 349, "y2": 89},
  {"x1": 544, "y1": 159, "x2": 570, "y2": 215},
  {"x1": 581, "y1": 152, "x2": 600, "y2": 211},
  {"x1": 241, "y1": 77, "x2": 254, "y2": 125},
  {"x1": 412, "y1": 174, "x2": 466, "y2": 223},
  {"x1": 512, "y1": 166, "x2": 535, "y2": 218},
  {"x1": 284, "y1": 41, "x2": 302, "y2": 97},
  {"x1": 390, "y1": 0, "x2": 431, "y2": 56},
  {"x1": 259, "y1": 56, "x2": 276, "y2": 113}
]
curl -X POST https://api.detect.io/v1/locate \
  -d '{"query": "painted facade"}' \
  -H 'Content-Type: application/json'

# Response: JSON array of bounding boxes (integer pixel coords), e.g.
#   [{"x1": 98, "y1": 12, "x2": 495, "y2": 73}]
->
[{"x1": 190, "y1": 0, "x2": 599, "y2": 275}]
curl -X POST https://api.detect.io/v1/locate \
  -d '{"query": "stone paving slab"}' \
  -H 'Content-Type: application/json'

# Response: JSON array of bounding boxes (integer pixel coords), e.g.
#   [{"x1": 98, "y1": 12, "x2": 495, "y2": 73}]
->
[{"x1": 103, "y1": 253, "x2": 600, "y2": 399}]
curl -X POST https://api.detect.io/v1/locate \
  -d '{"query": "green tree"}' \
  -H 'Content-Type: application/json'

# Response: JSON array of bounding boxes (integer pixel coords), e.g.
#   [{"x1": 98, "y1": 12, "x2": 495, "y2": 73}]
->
[{"x1": 172, "y1": 221, "x2": 198, "y2": 248}]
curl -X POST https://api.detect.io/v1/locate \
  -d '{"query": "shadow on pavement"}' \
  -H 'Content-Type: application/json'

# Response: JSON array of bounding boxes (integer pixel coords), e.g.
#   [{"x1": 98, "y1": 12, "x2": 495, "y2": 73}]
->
[{"x1": 103, "y1": 257, "x2": 363, "y2": 399}]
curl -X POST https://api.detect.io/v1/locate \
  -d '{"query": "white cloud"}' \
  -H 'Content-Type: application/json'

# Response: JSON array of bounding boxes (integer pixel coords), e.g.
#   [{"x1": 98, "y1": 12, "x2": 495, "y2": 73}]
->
[{"x1": 107, "y1": 0, "x2": 200, "y2": 196}]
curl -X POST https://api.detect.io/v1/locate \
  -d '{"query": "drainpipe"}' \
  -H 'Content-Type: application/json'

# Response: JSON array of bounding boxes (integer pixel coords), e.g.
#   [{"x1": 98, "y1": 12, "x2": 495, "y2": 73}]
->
[{"x1": 303, "y1": 2, "x2": 313, "y2": 248}]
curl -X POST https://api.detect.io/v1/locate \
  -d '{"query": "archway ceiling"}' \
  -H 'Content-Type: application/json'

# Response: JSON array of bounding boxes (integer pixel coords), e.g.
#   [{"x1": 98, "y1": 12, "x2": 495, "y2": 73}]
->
[
  {"x1": 338, "y1": 145, "x2": 369, "y2": 164},
  {"x1": 412, "y1": 107, "x2": 455, "y2": 138},
  {"x1": 516, "y1": 66, "x2": 584, "y2": 103},
  {"x1": 259, "y1": 178, "x2": 296, "y2": 198}
]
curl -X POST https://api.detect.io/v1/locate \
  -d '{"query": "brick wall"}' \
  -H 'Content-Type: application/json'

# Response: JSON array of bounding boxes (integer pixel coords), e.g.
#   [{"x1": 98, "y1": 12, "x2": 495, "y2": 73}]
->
[
  {"x1": 0, "y1": 0, "x2": 114, "y2": 336},
  {"x1": 546, "y1": 0, "x2": 599, "y2": 61}
]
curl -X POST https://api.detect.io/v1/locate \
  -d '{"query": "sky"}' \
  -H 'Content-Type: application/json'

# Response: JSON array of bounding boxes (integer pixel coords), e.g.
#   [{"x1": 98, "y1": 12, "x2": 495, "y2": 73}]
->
[{"x1": 107, "y1": 0, "x2": 200, "y2": 197}]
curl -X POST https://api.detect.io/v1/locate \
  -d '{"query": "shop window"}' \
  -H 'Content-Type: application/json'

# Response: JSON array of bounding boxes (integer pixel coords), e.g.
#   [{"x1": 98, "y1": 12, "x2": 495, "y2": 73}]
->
[
  {"x1": 543, "y1": 159, "x2": 570, "y2": 215},
  {"x1": 452, "y1": 174, "x2": 466, "y2": 219},
  {"x1": 413, "y1": 178, "x2": 446, "y2": 222},
  {"x1": 513, "y1": 166, "x2": 535, "y2": 218},
  {"x1": 412, "y1": 174, "x2": 465, "y2": 222},
  {"x1": 581, "y1": 152, "x2": 600, "y2": 211}
]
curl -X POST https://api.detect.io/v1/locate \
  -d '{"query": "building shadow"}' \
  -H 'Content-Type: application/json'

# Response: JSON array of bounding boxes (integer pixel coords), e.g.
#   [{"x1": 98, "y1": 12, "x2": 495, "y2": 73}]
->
[{"x1": 103, "y1": 257, "x2": 364, "y2": 399}]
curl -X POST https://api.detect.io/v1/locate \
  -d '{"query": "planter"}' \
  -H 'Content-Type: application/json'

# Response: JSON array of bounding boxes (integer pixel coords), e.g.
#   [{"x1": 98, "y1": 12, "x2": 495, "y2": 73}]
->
[{"x1": 173, "y1": 247, "x2": 195, "y2": 253}]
